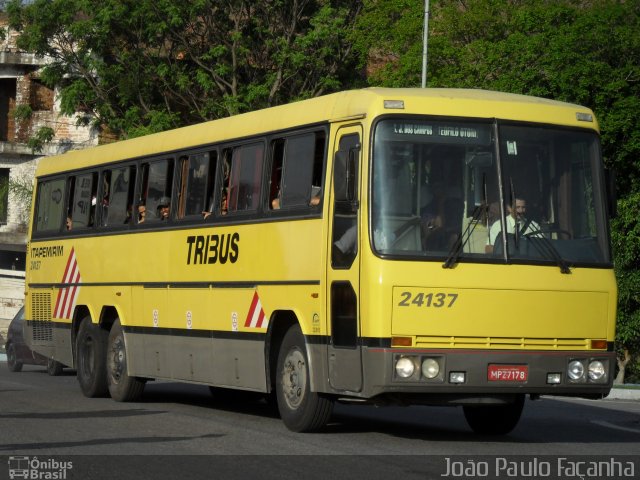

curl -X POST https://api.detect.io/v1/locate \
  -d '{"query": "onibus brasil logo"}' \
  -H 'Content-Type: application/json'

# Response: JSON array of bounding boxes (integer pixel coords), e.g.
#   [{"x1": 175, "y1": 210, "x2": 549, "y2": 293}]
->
[{"x1": 8, "y1": 456, "x2": 73, "y2": 479}]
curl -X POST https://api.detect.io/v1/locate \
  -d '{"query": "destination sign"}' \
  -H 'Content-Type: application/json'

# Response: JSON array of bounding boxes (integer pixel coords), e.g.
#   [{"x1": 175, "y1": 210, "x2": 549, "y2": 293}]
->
[{"x1": 377, "y1": 119, "x2": 491, "y2": 145}]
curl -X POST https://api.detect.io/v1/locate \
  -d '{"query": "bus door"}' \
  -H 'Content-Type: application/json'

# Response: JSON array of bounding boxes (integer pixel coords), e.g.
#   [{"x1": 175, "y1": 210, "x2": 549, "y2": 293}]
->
[{"x1": 326, "y1": 126, "x2": 363, "y2": 392}]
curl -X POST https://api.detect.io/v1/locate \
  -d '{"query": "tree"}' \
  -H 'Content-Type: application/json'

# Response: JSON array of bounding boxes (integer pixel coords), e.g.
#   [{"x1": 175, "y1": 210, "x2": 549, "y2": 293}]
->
[
  {"x1": 7, "y1": 0, "x2": 364, "y2": 139},
  {"x1": 356, "y1": 0, "x2": 640, "y2": 188},
  {"x1": 355, "y1": 0, "x2": 640, "y2": 382},
  {"x1": 611, "y1": 191, "x2": 640, "y2": 383},
  {"x1": 0, "y1": 173, "x2": 33, "y2": 227}
]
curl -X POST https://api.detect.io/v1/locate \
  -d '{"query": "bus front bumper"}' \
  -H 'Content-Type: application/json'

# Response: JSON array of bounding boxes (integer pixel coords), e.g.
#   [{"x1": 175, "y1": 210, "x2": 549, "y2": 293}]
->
[{"x1": 353, "y1": 347, "x2": 615, "y2": 403}]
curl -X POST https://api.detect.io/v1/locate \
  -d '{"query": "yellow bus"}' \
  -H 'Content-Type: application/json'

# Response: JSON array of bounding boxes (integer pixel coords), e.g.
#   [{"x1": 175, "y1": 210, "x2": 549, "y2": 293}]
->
[{"x1": 25, "y1": 88, "x2": 616, "y2": 434}]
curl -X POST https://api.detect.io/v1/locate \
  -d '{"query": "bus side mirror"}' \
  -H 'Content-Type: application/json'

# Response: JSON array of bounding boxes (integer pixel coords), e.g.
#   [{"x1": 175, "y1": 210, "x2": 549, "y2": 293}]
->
[
  {"x1": 334, "y1": 150, "x2": 358, "y2": 203},
  {"x1": 605, "y1": 168, "x2": 617, "y2": 218},
  {"x1": 334, "y1": 150, "x2": 348, "y2": 202}
]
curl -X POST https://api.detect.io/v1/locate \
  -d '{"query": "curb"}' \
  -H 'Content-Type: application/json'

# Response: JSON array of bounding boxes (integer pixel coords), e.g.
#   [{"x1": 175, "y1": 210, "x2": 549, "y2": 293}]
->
[{"x1": 606, "y1": 387, "x2": 640, "y2": 401}]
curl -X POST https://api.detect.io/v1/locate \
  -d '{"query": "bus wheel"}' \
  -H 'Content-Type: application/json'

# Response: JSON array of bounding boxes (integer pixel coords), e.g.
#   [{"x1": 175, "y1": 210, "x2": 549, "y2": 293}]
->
[
  {"x1": 76, "y1": 319, "x2": 109, "y2": 397},
  {"x1": 463, "y1": 395, "x2": 525, "y2": 435},
  {"x1": 276, "y1": 325, "x2": 333, "y2": 432},
  {"x1": 47, "y1": 358, "x2": 63, "y2": 376},
  {"x1": 6, "y1": 343, "x2": 23, "y2": 372},
  {"x1": 107, "y1": 319, "x2": 146, "y2": 402}
]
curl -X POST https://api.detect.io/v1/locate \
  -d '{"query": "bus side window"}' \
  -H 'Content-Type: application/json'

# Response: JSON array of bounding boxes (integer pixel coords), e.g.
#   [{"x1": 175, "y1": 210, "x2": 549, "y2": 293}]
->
[
  {"x1": 177, "y1": 156, "x2": 189, "y2": 219},
  {"x1": 269, "y1": 139, "x2": 284, "y2": 209},
  {"x1": 64, "y1": 176, "x2": 75, "y2": 231},
  {"x1": 270, "y1": 131, "x2": 325, "y2": 210},
  {"x1": 100, "y1": 170, "x2": 111, "y2": 225},
  {"x1": 178, "y1": 152, "x2": 216, "y2": 219},
  {"x1": 68, "y1": 172, "x2": 97, "y2": 230},
  {"x1": 226, "y1": 143, "x2": 264, "y2": 214},
  {"x1": 202, "y1": 150, "x2": 217, "y2": 218},
  {"x1": 34, "y1": 178, "x2": 66, "y2": 233},
  {"x1": 220, "y1": 149, "x2": 232, "y2": 215},
  {"x1": 103, "y1": 165, "x2": 136, "y2": 226},
  {"x1": 139, "y1": 158, "x2": 174, "y2": 223}
]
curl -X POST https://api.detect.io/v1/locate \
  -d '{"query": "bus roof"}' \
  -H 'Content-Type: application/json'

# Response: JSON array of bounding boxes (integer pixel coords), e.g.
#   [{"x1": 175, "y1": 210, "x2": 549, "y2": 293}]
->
[{"x1": 35, "y1": 87, "x2": 598, "y2": 176}]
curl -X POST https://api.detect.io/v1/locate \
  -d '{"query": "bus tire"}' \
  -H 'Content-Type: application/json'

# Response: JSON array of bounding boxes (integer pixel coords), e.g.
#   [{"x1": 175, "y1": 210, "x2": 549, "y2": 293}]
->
[
  {"x1": 463, "y1": 394, "x2": 525, "y2": 435},
  {"x1": 107, "y1": 319, "x2": 146, "y2": 402},
  {"x1": 276, "y1": 325, "x2": 333, "y2": 432},
  {"x1": 6, "y1": 343, "x2": 23, "y2": 372},
  {"x1": 76, "y1": 319, "x2": 109, "y2": 397},
  {"x1": 47, "y1": 358, "x2": 64, "y2": 376}
]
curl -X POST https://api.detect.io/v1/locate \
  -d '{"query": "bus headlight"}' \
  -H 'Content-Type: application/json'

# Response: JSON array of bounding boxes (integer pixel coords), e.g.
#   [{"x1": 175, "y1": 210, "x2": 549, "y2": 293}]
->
[
  {"x1": 395, "y1": 357, "x2": 415, "y2": 378},
  {"x1": 588, "y1": 360, "x2": 606, "y2": 382},
  {"x1": 567, "y1": 360, "x2": 585, "y2": 381},
  {"x1": 421, "y1": 358, "x2": 440, "y2": 379}
]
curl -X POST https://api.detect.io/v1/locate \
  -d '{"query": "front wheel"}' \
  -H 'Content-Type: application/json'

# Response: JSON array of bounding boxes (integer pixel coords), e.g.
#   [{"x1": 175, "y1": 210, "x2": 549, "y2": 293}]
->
[
  {"x1": 276, "y1": 325, "x2": 333, "y2": 432},
  {"x1": 107, "y1": 319, "x2": 146, "y2": 402},
  {"x1": 76, "y1": 319, "x2": 109, "y2": 397},
  {"x1": 47, "y1": 358, "x2": 64, "y2": 376},
  {"x1": 6, "y1": 343, "x2": 23, "y2": 372},
  {"x1": 463, "y1": 395, "x2": 525, "y2": 435}
]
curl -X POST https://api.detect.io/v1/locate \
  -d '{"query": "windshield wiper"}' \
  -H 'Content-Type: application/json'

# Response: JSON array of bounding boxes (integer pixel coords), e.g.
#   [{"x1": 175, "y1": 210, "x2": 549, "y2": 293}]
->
[
  {"x1": 443, "y1": 203, "x2": 486, "y2": 269},
  {"x1": 444, "y1": 173, "x2": 489, "y2": 269},
  {"x1": 521, "y1": 229, "x2": 572, "y2": 274}
]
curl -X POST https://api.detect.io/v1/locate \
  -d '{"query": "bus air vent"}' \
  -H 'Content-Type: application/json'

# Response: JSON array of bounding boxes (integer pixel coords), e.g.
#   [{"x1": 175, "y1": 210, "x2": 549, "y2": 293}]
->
[
  {"x1": 31, "y1": 292, "x2": 52, "y2": 321},
  {"x1": 31, "y1": 292, "x2": 53, "y2": 342},
  {"x1": 415, "y1": 335, "x2": 589, "y2": 350}
]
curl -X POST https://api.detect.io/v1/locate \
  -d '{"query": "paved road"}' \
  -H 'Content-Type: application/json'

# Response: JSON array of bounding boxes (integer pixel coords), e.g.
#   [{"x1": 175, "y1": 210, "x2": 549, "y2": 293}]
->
[{"x1": 1, "y1": 363, "x2": 639, "y2": 479}]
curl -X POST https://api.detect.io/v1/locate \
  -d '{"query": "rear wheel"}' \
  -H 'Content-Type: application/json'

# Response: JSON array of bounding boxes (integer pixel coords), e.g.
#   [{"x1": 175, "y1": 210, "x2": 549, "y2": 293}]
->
[
  {"x1": 6, "y1": 343, "x2": 23, "y2": 372},
  {"x1": 76, "y1": 319, "x2": 109, "y2": 397},
  {"x1": 107, "y1": 319, "x2": 146, "y2": 401},
  {"x1": 47, "y1": 358, "x2": 64, "y2": 376},
  {"x1": 276, "y1": 325, "x2": 333, "y2": 432},
  {"x1": 463, "y1": 395, "x2": 525, "y2": 435}
]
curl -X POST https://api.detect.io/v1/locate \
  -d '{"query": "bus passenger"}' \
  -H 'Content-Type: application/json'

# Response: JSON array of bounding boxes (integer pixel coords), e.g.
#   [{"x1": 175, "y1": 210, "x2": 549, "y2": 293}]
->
[
  {"x1": 334, "y1": 225, "x2": 357, "y2": 257},
  {"x1": 137, "y1": 203, "x2": 146, "y2": 223},
  {"x1": 158, "y1": 197, "x2": 170, "y2": 220}
]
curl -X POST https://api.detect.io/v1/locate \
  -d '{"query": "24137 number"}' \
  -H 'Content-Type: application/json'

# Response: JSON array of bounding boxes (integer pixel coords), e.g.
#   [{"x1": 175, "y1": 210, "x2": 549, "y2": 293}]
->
[{"x1": 397, "y1": 292, "x2": 459, "y2": 308}]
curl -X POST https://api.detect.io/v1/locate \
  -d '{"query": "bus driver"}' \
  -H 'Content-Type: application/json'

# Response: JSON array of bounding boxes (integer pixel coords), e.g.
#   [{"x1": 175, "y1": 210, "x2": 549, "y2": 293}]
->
[{"x1": 486, "y1": 197, "x2": 541, "y2": 253}]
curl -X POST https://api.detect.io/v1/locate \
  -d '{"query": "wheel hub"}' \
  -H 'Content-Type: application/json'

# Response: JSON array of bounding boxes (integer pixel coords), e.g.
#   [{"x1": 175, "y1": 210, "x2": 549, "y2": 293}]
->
[
  {"x1": 109, "y1": 337, "x2": 125, "y2": 382},
  {"x1": 282, "y1": 349, "x2": 306, "y2": 409}
]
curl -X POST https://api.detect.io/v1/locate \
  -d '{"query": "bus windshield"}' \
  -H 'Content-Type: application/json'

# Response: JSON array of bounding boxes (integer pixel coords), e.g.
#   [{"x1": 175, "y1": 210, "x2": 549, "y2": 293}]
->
[{"x1": 371, "y1": 118, "x2": 610, "y2": 266}]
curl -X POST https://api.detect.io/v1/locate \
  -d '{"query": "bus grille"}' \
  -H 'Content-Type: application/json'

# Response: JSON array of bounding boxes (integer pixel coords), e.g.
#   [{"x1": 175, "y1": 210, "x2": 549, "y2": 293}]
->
[
  {"x1": 31, "y1": 292, "x2": 53, "y2": 342},
  {"x1": 32, "y1": 321, "x2": 53, "y2": 342},
  {"x1": 415, "y1": 336, "x2": 589, "y2": 350},
  {"x1": 31, "y1": 293, "x2": 52, "y2": 320}
]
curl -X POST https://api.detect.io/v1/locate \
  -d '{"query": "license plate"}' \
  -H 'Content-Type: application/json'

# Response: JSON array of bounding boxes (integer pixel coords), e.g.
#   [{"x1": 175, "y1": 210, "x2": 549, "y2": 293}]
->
[{"x1": 488, "y1": 364, "x2": 528, "y2": 382}]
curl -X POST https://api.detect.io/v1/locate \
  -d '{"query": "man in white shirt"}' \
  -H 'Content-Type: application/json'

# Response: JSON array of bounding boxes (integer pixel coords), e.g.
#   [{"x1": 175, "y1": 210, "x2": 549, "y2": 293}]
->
[{"x1": 487, "y1": 198, "x2": 541, "y2": 252}]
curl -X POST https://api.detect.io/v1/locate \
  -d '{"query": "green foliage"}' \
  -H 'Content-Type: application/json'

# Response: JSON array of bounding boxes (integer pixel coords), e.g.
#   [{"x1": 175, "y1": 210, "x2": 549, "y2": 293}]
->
[
  {"x1": 26, "y1": 126, "x2": 55, "y2": 153},
  {"x1": 6, "y1": 0, "x2": 364, "y2": 139},
  {"x1": 0, "y1": 173, "x2": 7, "y2": 222},
  {"x1": 12, "y1": 104, "x2": 32, "y2": 121},
  {"x1": 0, "y1": 173, "x2": 33, "y2": 225},
  {"x1": 612, "y1": 192, "x2": 640, "y2": 350},
  {"x1": 357, "y1": 1, "x2": 640, "y2": 193}
]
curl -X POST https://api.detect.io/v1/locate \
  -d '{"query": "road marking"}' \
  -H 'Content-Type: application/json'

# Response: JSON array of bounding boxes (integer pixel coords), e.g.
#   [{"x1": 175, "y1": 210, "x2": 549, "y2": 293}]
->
[{"x1": 591, "y1": 420, "x2": 640, "y2": 434}]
